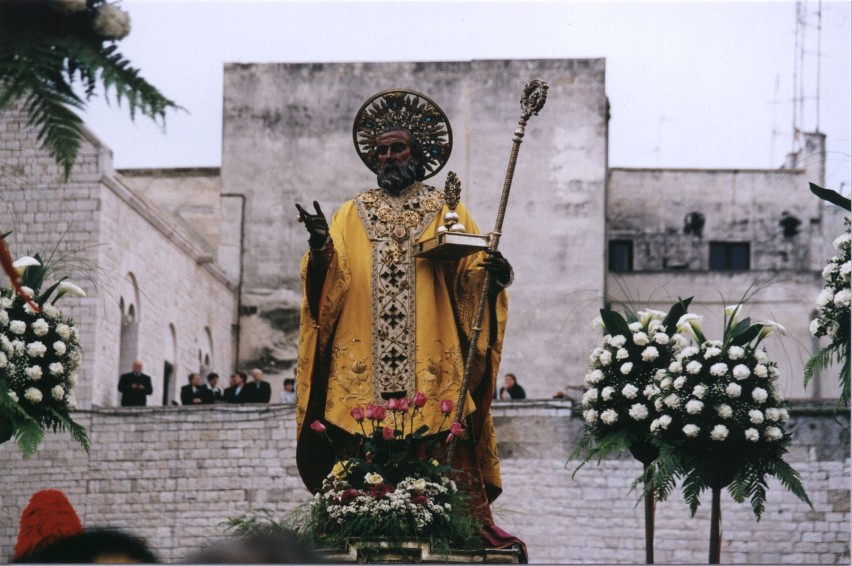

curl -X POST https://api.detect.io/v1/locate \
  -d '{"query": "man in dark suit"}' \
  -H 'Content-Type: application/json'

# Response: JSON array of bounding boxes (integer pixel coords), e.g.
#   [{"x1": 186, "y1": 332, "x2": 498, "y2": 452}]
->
[
  {"x1": 180, "y1": 373, "x2": 214, "y2": 405},
  {"x1": 118, "y1": 359, "x2": 153, "y2": 407},
  {"x1": 223, "y1": 371, "x2": 248, "y2": 403},
  {"x1": 246, "y1": 368, "x2": 271, "y2": 403},
  {"x1": 205, "y1": 372, "x2": 223, "y2": 402}
]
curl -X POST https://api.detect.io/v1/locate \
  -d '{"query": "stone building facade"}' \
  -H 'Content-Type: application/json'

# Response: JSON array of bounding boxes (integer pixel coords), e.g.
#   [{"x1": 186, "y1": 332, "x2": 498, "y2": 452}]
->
[{"x1": 0, "y1": 104, "x2": 238, "y2": 409}]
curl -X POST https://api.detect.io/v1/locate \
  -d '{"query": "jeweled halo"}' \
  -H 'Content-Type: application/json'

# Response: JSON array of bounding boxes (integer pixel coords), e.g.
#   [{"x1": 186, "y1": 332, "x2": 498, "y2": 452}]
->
[{"x1": 353, "y1": 89, "x2": 453, "y2": 181}]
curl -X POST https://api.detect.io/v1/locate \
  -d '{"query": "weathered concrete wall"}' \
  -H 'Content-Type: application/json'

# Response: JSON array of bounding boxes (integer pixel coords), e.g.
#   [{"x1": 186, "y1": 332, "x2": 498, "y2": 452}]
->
[
  {"x1": 221, "y1": 60, "x2": 608, "y2": 399},
  {"x1": 0, "y1": 104, "x2": 238, "y2": 408},
  {"x1": 0, "y1": 402, "x2": 846, "y2": 564}
]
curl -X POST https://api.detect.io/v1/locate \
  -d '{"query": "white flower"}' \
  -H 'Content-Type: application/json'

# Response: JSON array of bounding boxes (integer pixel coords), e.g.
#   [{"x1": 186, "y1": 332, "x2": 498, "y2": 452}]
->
[
  {"x1": 692, "y1": 384, "x2": 706, "y2": 398},
  {"x1": 32, "y1": 318, "x2": 49, "y2": 337},
  {"x1": 601, "y1": 386, "x2": 614, "y2": 401},
  {"x1": 749, "y1": 409, "x2": 765, "y2": 424},
  {"x1": 582, "y1": 388, "x2": 599, "y2": 406},
  {"x1": 833, "y1": 232, "x2": 850, "y2": 250},
  {"x1": 641, "y1": 346, "x2": 659, "y2": 362},
  {"x1": 628, "y1": 322, "x2": 642, "y2": 332},
  {"x1": 822, "y1": 262, "x2": 839, "y2": 279},
  {"x1": 412, "y1": 478, "x2": 427, "y2": 491},
  {"x1": 51, "y1": 385, "x2": 65, "y2": 401},
  {"x1": 751, "y1": 387, "x2": 769, "y2": 404},
  {"x1": 23, "y1": 302, "x2": 39, "y2": 315},
  {"x1": 772, "y1": 386, "x2": 785, "y2": 403},
  {"x1": 24, "y1": 387, "x2": 42, "y2": 403},
  {"x1": 764, "y1": 426, "x2": 783, "y2": 441},
  {"x1": 53, "y1": 341, "x2": 67, "y2": 356},
  {"x1": 755, "y1": 349, "x2": 769, "y2": 364},
  {"x1": 710, "y1": 424, "x2": 729, "y2": 441},
  {"x1": 758, "y1": 320, "x2": 787, "y2": 338},
  {"x1": 668, "y1": 361, "x2": 682, "y2": 373},
  {"x1": 621, "y1": 383, "x2": 638, "y2": 398},
  {"x1": 754, "y1": 364, "x2": 768, "y2": 378},
  {"x1": 0, "y1": 310, "x2": 7, "y2": 326},
  {"x1": 589, "y1": 347, "x2": 603, "y2": 363},
  {"x1": 25, "y1": 365, "x2": 43, "y2": 381},
  {"x1": 841, "y1": 261, "x2": 851, "y2": 280},
  {"x1": 598, "y1": 350, "x2": 612, "y2": 366},
  {"x1": 778, "y1": 408, "x2": 789, "y2": 423},
  {"x1": 727, "y1": 346, "x2": 745, "y2": 360},
  {"x1": 68, "y1": 373, "x2": 78, "y2": 386},
  {"x1": 817, "y1": 288, "x2": 834, "y2": 307},
  {"x1": 676, "y1": 313, "x2": 702, "y2": 330},
  {"x1": 660, "y1": 377, "x2": 672, "y2": 389},
  {"x1": 732, "y1": 364, "x2": 751, "y2": 380},
  {"x1": 620, "y1": 362, "x2": 634, "y2": 375},
  {"x1": 654, "y1": 333, "x2": 670, "y2": 345},
  {"x1": 809, "y1": 319, "x2": 820, "y2": 336},
  {"x1": 725, "y1": 383, "x2": 742, "y2": 398},
  {"x1": 683, "y1": 424, "x2": 700, "y2": 438},
  {"x1": 664, "y1": 394, "x2": 680, "y2": 409},
  {"x1": 583, "y1": 409, "x2": 598, "y2": 423},
  {"x1": 9, "y1": 320, "x2": 26, "y2": 335},
  {"x1": 744, "y1": 428, "x2": 759, "y2": 442},
  {"x1": 643, "y1": 384, "x2": 660, "y2": 398},
  {"x1": 49, "y1": 362, "x2": 64, "y2": 376},
  {"x1": 670, "y1": 334, "x2": 689, "y2": 349},
  {"x1": 686, "y1": 399, "x2": 704, "y2": 414},
  {"x1": 724, "y1": 303, "x2": 742, "y2": 319},
  {"x1": 650, "y1": 418, "x2": 662, "y2": 433},
  {"x1": 710, "y1": 362, "x2": 728, "y2": 377},
  {"x1": 93, "y1": 4, "x2": 131, "y2": 40},
  {"x1": 654, "y1": 369, "x2": 667, "y2": 380},
  {"x1": 673, "y1": 376, "x2": 686, "y2": 389},
  {"x1": 833, "y1": 289, "x2": 851, "y2": 307},
  {"x1": 0, "y1": 351, "x2": 5, "y2": 368},
  {"x1": 591, "y1": 316, "x2": 605, "y2": 330},
  {"x1": 703, "y1": 347, "x2": 722, "y2": 359},
  {"x1": 584, "y1": 369, "x2": 604, "y2": 386},
  {"x1": 12, "y1": 340, "x2": 24, "y2": 355},
  {"x1": 41, "y1": 304, "x2": 60, "y2": 319},
  {"x1": 65, "y1": 393, "x2": 77, "y2": 410},
  {"x1": 610, "y1": 335, "x2": 626, "y2": 348},
  {"x1": 681, "y1": 346, "x2": 699, "y2": 359},
  {"x1": 56, "y1": 324, "x2": 71, "y2": 340},
  {"x1": 654, "y1": 398, "x2": 663, "y2": 411},
  {"x1": 716, "y1": 404, "x2": 733, "y2": 418},
  {"x1": 600, "y1": 409, "x2": 619, "y2": 425},
  {"x1": 633, "y1": 332, "x2": 649, "y2": 346},
  {"x1": 658, "y1": 415, "x2": 672, "y2": 429},
  {"x1": 616, "y1": 348, "x2": 629, "y2": 360},
  {"x1": 686, "y1": 361, "x2": 703, "y2": 374},
  {"x1": 603, "y1": 334, "x2": 612, "y2": 345},
  {"x1": 764, "y1": 407, "x2": 781, "y2": 422},
  {"x1": 8, "y1": 390, "x2": 18, "y2": 403},
  {"x1": 628, "y1": 403, "x2": 649, "y2": 421},
  {"x1": 365, "y1": 473, "x2": 384, "y2": 485},
  {"x1": 12, "y1": 256, "x2": 40, "y2": 271},
  {"x1": 26, "y1": 341, "x2": 47, "y2": 358}
]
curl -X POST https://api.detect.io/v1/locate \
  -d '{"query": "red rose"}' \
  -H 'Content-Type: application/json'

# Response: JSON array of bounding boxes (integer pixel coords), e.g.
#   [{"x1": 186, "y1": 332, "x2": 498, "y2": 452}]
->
[
  {"x1": 410, "y1": 495, "x2": 429, "y2": 506},
  {"x1": 445, "y1": 421, "x2": 465, "y2": 443},
  {"x1": 412, "y1": 392, "x2": 427, "y2": 408},
  {"x1": 382, "y1": 426, "x2": 394, "y2": 441},
  {"x1": 397, "y1": 397, "x2": 410, "y2": 412},
  {"x1": 342, "y1": 488, "x2": 359, "y2": 503},
  {"x1": 351, "y1": 407, "x2": 365, "y2": 422},
  {"x1": 310, "y1": 420, "x2": 326, "y2": 433},
  {"x1": 439, "y1": 399, "x2": 454, "y2": 415}
]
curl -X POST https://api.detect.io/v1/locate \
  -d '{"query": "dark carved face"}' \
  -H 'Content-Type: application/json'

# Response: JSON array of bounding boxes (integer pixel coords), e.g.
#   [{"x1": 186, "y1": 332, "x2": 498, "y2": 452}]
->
[{"x1": 376, "y1": 129, "x2": 420, "y2": 193}]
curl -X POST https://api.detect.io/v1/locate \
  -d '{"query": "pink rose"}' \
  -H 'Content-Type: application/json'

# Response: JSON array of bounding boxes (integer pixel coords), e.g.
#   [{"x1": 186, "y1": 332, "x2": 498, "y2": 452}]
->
[
  {"x1": 439, "y1": 399, "x2": 454, "y2": 415},
  {"x1": 387, "y1": 398, "x2": 399, "y2": 411},
  {"x1": 351, "y1": 407, "x2": 365, "y2": 422},
  {"x1": 445, "y1": 421, "x2": 465, "y2": 443},
  {"x1": 382, "y1": 426, "x2": 395, "y2": 441},
  {"x1": 372, "y1": 405, "x2": 387, "y2": 421},
  {"x1": 397, "y1": 397, "x2": 409, "y2": 412},
  {"x1": 310, "y1": 420, "x2": 326, "y2": 433},
  {"x1": 412, "y1": 392, "x2": 427, "y2": 408}
]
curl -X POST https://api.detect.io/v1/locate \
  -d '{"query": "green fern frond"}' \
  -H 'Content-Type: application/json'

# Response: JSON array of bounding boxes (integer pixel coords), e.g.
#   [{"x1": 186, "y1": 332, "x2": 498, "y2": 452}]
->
[
  {"x1": 682, "y1": 467, "x2": 706, "y2": 517},
  {"x1": 767, "y1": 459, "x2": 812, "y2": 509},
  {"x1": 47, "y1": 407, "x2": 90, "y2": 453},
  {"x1": 804, "y1": 346, "x2": 835, "y2": 387}
]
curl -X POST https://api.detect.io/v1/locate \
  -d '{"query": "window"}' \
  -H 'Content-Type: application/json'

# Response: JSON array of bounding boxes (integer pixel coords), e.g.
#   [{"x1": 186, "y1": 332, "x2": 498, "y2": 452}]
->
[
  {"x1": 609, "y1": 240, "x2": 633, "y2": 273},
  {"x1": 709, "y1": 242, "x2": 750, "y2": 271}
]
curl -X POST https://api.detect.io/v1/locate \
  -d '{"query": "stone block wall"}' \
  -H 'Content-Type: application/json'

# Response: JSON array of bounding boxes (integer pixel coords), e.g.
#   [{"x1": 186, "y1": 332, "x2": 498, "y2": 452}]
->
[{"x1": 0, "y1": 402, "x2": 846, "y2": 564}]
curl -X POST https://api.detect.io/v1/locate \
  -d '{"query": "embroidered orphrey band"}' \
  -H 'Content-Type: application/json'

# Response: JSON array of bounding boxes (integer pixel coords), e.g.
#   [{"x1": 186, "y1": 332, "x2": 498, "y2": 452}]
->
[{"x1": 354, "y1": 183, "x2": 443, "y2": 401}]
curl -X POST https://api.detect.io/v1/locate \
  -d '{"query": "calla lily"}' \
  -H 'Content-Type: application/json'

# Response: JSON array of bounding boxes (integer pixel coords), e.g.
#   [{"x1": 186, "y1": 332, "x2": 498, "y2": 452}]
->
[
  {"x1": 591, "y1": 316, "x2": 604, "y2": 330},
  {"x1": 758, "y1": 320, "x2": 787, "y2": 337},
  {"x1": 56, "y1": 281, "x2": 87, "y2": 298},
  {"x1": 12, "y1": 256, "x2": 40, "y2": 273}
]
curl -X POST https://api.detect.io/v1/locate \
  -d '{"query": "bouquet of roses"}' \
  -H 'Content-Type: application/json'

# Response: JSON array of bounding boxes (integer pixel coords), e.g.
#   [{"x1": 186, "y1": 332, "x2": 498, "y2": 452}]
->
[
  {"x1": 571, "y1": 298, "x2": 692, "y2": 468},
  {"x1": 305, "y1": 395, "x2": 478, "y2": 551},
  {"x1": 806, "y1": 217, "x2": 850, "y2": 405},
  {"x1": 651, "y1": 306, "x2": 810, "y2": 518},
  {"x1": 0, "y1": 253, "x2": 89, "y2": 456}
]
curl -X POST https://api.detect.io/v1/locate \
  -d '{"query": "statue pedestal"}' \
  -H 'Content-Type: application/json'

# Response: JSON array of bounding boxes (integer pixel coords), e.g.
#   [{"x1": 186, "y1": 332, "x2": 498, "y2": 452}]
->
[{"x1": 318, "y1": 539, "x2": 521, "y2": 564}]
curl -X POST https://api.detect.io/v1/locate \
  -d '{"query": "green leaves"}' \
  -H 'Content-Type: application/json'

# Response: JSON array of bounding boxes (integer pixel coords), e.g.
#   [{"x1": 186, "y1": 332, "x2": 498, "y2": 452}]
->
[
  {"x1": 810, "y1": 182, "x2": 851, "y2": 211},
  {"x1": 599, "y1": 309, "x2": 631, "y2": 338}
]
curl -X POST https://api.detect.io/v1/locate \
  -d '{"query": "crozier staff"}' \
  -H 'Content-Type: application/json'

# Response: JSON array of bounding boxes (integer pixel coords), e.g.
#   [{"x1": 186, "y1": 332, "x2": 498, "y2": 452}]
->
[{"x1": 294, "y1": 89, "x2": 515, "y2": 540}]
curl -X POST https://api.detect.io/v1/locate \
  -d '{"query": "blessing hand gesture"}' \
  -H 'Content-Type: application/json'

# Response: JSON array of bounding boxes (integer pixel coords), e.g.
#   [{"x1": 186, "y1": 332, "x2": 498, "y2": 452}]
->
[{"x1": 296, "y1": 201, "x2": 329, "y2": 249}]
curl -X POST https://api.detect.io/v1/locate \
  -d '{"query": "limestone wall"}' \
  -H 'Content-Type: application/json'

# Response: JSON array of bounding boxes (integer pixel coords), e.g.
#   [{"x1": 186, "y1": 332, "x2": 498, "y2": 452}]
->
[
  {"x1": 0, "y1": 402, "x2": 846, "y2": 564},
  {"x1": 221, "y1": 59, "x2": 608, "y2": 400}
]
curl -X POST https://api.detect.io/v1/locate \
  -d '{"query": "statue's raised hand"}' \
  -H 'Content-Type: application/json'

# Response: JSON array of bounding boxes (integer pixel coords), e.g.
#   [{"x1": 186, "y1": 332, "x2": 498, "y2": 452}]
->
[{"x1": 296, "y1": 201, "x2": 329, "y2": 249}]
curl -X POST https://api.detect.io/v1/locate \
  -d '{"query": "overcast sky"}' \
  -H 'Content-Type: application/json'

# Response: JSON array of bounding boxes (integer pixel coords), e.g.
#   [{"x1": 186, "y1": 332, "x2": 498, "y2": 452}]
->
[{"x1": 80, "y1": 0, "x2": 851, "y2": 193}]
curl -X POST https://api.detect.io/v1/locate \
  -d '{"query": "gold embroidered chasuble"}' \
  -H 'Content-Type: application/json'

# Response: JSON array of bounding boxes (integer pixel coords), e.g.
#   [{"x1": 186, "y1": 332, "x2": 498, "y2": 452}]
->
[{"x1": 295, "y1": 182, "x2": 508, "y2": 498}]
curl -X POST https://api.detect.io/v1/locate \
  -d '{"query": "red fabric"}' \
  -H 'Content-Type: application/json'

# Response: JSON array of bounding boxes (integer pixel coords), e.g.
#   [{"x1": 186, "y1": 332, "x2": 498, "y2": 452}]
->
[
  {"x1": 0, "y1": 236, "x2": 39, "y2": 313},
  {"x1": 481, "y1": 523, "x2": 528, "y2": 563},
  {"x1": 14, "y1": 490, "x2": 83, "y2": 560}
]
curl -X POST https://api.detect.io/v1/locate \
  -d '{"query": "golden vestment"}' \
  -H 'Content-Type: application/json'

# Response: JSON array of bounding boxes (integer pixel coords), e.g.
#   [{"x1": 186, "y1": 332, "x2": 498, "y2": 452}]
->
[{"x1": 295, "y1": 182, "x2": 508, "y2": 505}]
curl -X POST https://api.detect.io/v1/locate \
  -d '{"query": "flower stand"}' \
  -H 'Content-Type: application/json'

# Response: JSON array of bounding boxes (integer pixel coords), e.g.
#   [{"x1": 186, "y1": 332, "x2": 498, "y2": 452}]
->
[{"x1": 317, "y1": 539, "x2": 522, "y2": 564}]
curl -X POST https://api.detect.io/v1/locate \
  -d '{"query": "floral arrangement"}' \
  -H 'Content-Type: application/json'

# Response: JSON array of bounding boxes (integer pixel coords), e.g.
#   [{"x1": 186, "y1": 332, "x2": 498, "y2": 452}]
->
[
  {"x1": 571, "y1": 299, "x2": 692, "y2": 467},
  {"x1": 0, "y1": 253, "x2": 89, "y2": 456},
  {"x1": 303, "y1": 395, "x2": 480, "y2": 552},
  {"x1": 0, "y1": 0, "x2": 178, "y2": 178},
  {"x1": 806, "y1": 217, "x2": 850, "y2": 405},
  {"x1": 652, "y1": 306, "x2": 810, "y2": 518}
]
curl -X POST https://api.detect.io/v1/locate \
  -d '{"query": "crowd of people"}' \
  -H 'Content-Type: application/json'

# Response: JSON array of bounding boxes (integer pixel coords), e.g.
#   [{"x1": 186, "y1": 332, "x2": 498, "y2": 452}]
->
[{"x1": 118, "y1": 360, "x2": 298, "y2": 407}]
